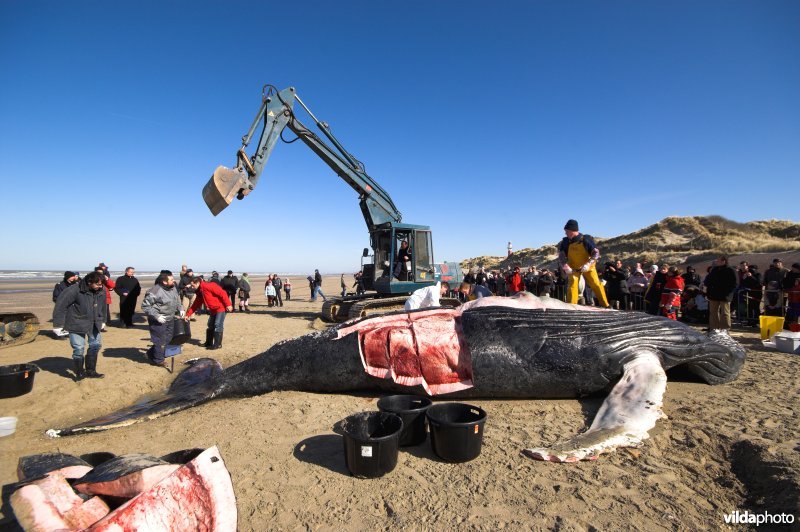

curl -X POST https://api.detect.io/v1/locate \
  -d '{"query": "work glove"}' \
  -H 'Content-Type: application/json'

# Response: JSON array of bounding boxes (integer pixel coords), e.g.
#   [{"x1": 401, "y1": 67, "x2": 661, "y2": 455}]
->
[
  {"x1": 52, "y1": 327, "x2": 67, "y2": 337},
  {"x1": 580, "y1": 263, "x2": 591, "y2": 273},
  {"x1": 156, "y1": 315, "x2": 167, "y2": 324},
  {"x1": 179, "y1": 309, "x2": 186, "y2": 318},
  {"x1": 100, "y1": 323, "x2": 106, "y2": 331},
  {"x1": 562, "y1": 264, "x2": 573, "y2": 275}
]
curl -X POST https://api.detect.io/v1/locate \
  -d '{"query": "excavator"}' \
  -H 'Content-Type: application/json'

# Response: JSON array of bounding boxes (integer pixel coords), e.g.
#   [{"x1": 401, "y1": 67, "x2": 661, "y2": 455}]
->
[
  {"x1": 0, "y1": 313, "x2": 40, "y2": 349},
  {"x1": 202, "y1": 85, "x2": 461, "y2": 322}
]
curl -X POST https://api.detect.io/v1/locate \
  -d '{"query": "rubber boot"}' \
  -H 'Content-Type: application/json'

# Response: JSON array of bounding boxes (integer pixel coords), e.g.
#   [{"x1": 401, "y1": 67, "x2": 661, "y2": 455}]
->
[
  {"x1": 210, "y1": 331, "x2": 223, "y2": 350},
  {"x1": 73, "y1": 358, "x2": 85, "y2": 381},
  {"x1": 84, "y1": 353, "x2": 104, "y2": 379},
  {"x1": 203, "y1": 328, "x2": 214, "y2": 348}
]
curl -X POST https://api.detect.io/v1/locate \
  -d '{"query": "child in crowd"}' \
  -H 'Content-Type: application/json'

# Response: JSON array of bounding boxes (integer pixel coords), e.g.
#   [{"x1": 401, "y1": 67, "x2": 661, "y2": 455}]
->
[
  {"x1": 265, "y1": 280, "x2": 277, "y2": 307},
  {"x1": 660, "y1": 267, "x2": 684, "y2": 320},
  {"x1": 283, "y1": 278, "x2": 292, "y2": 300}
]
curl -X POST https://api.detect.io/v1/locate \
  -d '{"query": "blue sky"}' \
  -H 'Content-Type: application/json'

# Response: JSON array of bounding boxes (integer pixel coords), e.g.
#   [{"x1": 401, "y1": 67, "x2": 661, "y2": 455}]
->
[{"x1": 1, "y1": 1, "x2": 798, "y2": 273}]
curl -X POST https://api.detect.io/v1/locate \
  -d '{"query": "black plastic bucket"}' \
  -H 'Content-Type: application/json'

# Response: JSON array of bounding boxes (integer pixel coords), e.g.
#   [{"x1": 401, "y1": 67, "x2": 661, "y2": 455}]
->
[
  {"x1": 426, "y1": 403, "x2": 487, "y2": 463},
  {"x1": 376, "y1": 395, "x2": 432, "y2": 447},
  {"x1": 169, "y1": 319, "x2": 191, "y2": 346},
  {"x1": 340, "y1": 412, "x2": 403, "y2": 478},
  {"x1": 0, "y1": 364, "x2": 39, "y2": 399}
]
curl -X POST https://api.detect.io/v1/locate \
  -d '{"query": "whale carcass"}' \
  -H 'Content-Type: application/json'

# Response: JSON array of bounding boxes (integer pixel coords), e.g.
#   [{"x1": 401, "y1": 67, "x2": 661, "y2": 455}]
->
[{"x1": 47, "y1": 294, "x2": 746, "y2": 462}]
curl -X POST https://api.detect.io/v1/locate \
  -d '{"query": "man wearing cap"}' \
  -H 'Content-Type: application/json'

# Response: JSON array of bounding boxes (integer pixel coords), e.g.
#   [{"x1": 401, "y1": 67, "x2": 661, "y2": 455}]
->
[
  {"x1": 52, "y1": 271, "x2": 107, "y2": 380},
  {"x1": 53, "y1": 271, "x2": 79, "y2": 303},
  {"x1": 114, "y1": 267, "x2": 141, "y2": 328},
  {"x1": 221, "y1": 270, "x2": 239, "y2": 311},
  {"x1": 557, "y1": 219, "x2": 609, "y2": 307}
]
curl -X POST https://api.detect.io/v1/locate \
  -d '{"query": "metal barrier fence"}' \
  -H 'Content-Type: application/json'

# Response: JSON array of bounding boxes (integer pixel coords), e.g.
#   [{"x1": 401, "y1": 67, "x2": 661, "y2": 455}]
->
[
  {"x1": 732, "y1": 288, "x2": 788, "y2": 326},
  {"x1": 476, "y1": 281, "x2": 799, "y2": 326}
]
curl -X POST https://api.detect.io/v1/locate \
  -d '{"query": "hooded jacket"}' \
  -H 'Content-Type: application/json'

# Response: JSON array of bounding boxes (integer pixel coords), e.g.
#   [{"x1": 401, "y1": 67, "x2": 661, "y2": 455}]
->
[
  {"x1": 52, "y1": 279, "x2": 77, "y2": 302},
  {"x1": 52, "y1": 278, "x2": 107, "y2": 334}
]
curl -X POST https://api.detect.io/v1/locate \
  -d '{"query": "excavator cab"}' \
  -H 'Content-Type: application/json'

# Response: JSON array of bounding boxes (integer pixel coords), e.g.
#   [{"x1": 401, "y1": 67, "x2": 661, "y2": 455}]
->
[{"x1": 370, "y1": 223, "x2": 435, "y2": 295}]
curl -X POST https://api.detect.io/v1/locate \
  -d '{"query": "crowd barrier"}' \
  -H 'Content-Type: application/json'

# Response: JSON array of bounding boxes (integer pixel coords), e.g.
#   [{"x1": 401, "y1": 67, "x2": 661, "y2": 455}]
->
[{"x1": 476, "y1": 283, "x2": 798, "y2": 330}]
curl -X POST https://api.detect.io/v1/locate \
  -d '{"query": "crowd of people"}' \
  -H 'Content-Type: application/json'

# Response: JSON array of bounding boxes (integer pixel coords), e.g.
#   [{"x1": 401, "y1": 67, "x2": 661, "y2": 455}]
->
[
  {"x1": 460, "y1": 255, "x2": 800, "y2": 333},
  {"x1": 50, "y1": 263, "x2": 287, "y2": 380},
  {"x1": 48, "y1": 238, "x2": 800, "y2": 383}
]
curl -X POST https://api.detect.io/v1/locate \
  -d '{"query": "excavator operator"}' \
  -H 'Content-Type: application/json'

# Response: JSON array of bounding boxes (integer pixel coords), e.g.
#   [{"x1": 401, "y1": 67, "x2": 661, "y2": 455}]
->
[
  {"x1": 393, "y1": 239, "x2": 412, "y2": 281},
  {"x1": 557, "y1": 219, "x2": 610, "y2": 308}
]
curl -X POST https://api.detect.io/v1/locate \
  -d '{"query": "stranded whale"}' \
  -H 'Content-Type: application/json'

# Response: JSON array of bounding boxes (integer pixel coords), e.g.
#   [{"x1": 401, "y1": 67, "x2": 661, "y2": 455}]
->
[{"x1": 47, "y1": 295, "x2": 746, "y2": 462}]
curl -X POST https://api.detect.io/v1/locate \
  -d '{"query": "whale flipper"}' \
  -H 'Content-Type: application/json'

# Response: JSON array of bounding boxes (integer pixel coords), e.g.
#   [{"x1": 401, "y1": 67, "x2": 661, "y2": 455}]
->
[
  {"x1": 46, "y1": 358, "x2": 223, "y2": 437},
  {"x1": 522, "y1": 351, "x2": 668, "y2": 462}
]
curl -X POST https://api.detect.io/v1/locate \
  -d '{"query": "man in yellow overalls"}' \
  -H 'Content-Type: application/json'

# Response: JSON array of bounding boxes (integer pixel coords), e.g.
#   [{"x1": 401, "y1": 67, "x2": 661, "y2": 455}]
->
[{"x1": 557, "y1": 219, "x2": 610, "y2": 307}]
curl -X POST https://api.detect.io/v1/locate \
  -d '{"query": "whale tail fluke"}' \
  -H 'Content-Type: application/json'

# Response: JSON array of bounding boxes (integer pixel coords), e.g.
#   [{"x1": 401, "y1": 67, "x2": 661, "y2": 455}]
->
[{"x1": 46, "y1": 358, "x2": 223, "y2": 438}]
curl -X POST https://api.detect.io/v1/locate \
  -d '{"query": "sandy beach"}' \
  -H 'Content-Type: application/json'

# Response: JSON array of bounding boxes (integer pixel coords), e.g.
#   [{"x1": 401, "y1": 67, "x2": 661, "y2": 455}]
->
[{"x1": 1, "y1": 275, "x2": 798, "y2": 530}]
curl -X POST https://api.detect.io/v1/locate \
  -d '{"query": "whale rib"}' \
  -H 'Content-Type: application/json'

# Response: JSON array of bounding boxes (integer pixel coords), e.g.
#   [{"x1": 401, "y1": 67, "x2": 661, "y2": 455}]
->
[{"x1": 522, "y1": 351, "x2": 667, "y2": 462}]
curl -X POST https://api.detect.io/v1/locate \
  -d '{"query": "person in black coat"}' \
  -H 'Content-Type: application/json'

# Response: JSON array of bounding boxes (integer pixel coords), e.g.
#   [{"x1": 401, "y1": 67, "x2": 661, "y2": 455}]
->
[
  {"x1": 602, "y1": 261, "x2": 630, "y2": 310},
  {"x1": 681, "y1": 266, "x2": 702, "y2": 288},
  {"x1": 114, "y1": 267, "x2": 141, "y2": 328},
  {"x1": 704, "y1": 256, "x2": 739, "y2": 333},
  {"x1": 644, "y1": 265, "x2": 668, "y2": 315},
  {"x1": 221, "y1": 271, "x2": 239, "y2": 311},
  {"x1": 53, "y1": 271, "x2": 79, "y2": 303},
  {"x1": 739, "y1": 266, "x2": 763, "y2": 326},
  {"x1": 536, "y1": 269, "x2": 555, "y2": 297},
  {"x1": 52, "y1": 271, "x2": 107, "y2": 380}
]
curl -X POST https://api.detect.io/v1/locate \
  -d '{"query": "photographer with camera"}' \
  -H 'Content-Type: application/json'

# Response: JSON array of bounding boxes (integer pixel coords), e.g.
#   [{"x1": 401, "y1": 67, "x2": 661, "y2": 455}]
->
[
  {"x1": 602, "y1": 260, "x2": 630, "y2": 310},
  {"x1": 536, "y1": 268, "x2": 555, "y2": 297}
]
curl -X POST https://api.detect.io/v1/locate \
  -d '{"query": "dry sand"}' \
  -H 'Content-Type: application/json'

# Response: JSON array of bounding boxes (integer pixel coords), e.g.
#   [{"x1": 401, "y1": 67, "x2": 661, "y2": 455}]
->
[{"x1": 1, "y1": 276, "x2": 798, "y2": 530}]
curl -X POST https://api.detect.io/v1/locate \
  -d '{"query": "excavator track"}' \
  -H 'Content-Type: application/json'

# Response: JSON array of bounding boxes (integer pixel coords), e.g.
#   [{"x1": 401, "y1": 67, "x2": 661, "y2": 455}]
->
[
  {"x1": 321, "y1": 299, "x2": 358, "y2": 323},
  {"x1": 347, "y1": 297, "x2": 409, "y2": 320},
  {"x1": 0, "y1": 313, "x2": 40, "y2": 349},
  {"x1": 346, "y1": 296, "x2": 462, "y2": 321}
]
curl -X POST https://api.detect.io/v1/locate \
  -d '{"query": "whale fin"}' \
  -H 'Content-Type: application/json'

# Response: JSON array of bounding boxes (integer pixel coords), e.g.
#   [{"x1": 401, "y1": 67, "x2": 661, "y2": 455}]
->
[
  {"x1": 46, "y1": 359, "x2": 223, "y2": 438},
  {"x1": 522, "y1": 351, "x2": 667, "y2": 462}
]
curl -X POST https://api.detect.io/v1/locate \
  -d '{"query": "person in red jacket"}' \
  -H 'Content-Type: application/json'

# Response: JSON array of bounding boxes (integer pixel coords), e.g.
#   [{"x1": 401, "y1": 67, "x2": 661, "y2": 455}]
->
[
  {"x1": 185, "y1": 277, "x2": 232, "y2": 350},
  {"x1": 94, "y1": 266, "x2": 115, "y2": 330},
  {"x1": 660, "y1": 267, "x2": 685, "y2": 320},
  {"x1": 506, "y1": 265, "x2": 525, "y2": 296}
]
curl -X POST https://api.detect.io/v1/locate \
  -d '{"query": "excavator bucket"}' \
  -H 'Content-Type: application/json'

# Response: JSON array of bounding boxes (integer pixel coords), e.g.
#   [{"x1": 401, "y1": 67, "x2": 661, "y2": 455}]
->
[
  {"x1": 202, "y1": 166, "x2": 253, "y2": 216},
  {"x1": 0, "y1": 313, "x2": 39, "y2": 349}
]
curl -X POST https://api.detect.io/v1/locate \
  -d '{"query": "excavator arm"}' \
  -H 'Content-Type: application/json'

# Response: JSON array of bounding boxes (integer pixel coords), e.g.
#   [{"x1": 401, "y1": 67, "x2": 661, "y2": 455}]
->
[{"x1": 203, "y1": 86, "x2": 402, "y2": 230}]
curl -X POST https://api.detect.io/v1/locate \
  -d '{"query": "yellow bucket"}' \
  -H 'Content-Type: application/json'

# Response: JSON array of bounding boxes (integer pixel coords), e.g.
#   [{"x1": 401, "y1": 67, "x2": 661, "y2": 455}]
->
[{"x1": 759, "y1": 316, "x2": 785, "y2": 340}]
